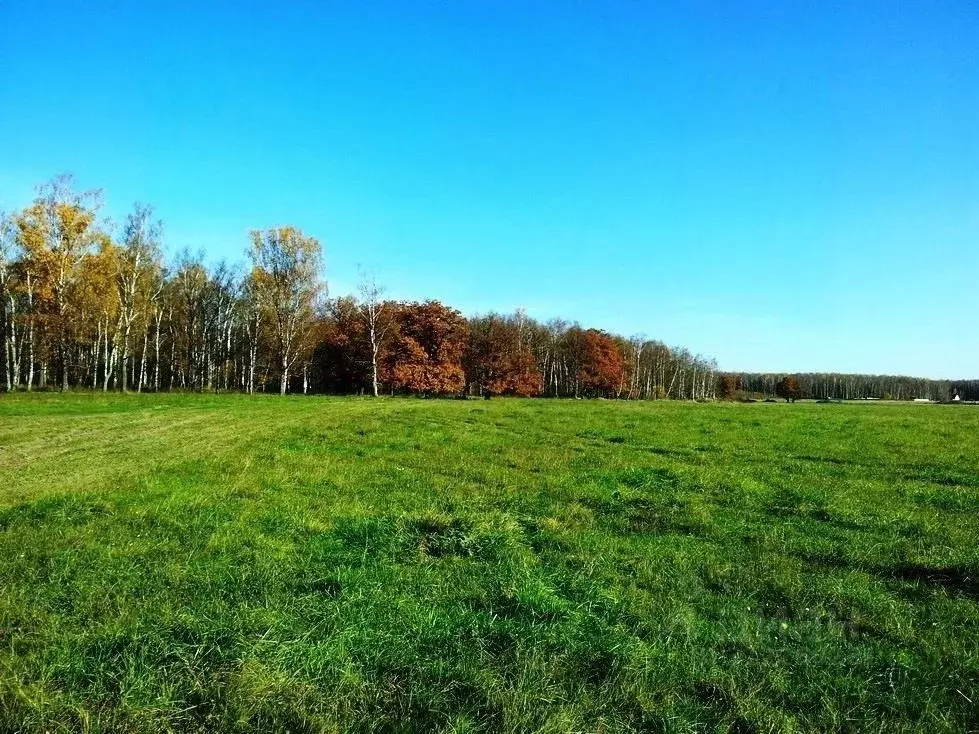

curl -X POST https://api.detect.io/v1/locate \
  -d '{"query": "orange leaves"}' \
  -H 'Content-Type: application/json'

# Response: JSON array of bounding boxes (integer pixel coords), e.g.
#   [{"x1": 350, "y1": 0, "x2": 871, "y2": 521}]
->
[
  {"x1": 574, "y1": 328, "x2": 625, "y2": 397},
  {"x1": 466, "y1": 314, "x2": 542, "y2": 397},
  {"x1": 384, "y1": 301, "x2": 468, "y2": 395},
  {"x1": 775, "y1": 376, "x2": 802, "y2": 402},
  {"x1": 485, "y1": 349, "x2": 540, "y2": 397}
]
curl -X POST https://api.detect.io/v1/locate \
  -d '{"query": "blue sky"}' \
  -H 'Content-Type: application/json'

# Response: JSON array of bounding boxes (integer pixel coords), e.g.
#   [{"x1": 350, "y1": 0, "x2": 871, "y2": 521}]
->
[{"x1": 1, "y1": 1, "x2": 976, "y2": 378}]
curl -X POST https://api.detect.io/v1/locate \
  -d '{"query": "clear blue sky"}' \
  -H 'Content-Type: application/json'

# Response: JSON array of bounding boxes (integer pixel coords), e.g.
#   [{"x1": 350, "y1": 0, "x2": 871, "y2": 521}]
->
[{"x1": 1, "y1": 1, "x2": 976, "y2": 378}]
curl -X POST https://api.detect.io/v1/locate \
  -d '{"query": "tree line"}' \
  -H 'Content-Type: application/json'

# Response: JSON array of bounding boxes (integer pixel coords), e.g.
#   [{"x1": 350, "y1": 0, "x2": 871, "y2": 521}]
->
[
  {"x1": 4, "y1": 176, "x2": 973, "y2": 402},
  {"x1": 722, "y1": 373, "x2": 979, "y2": 402},
  {"x1": 0, "y1": 175, "x2": 720, "y2": 399}
]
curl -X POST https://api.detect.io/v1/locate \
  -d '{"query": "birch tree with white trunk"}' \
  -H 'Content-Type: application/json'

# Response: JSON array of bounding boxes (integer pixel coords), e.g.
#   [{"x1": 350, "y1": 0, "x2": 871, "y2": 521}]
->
[
  {"x1": 0, "y1": 213, "x2": 13, "y2": 391},
  {"x1": 16, "y1": 175, "x2": 104, "y2": 390},
  {"x1": 117, "y1": 204, "x2": 163, "y2": 391},
  {"x1": 357, "y1": 269, "x2": 391, "y2": 398},
  {"x1": 248, "y1": 227, "x2": 323, "y2": 395}
]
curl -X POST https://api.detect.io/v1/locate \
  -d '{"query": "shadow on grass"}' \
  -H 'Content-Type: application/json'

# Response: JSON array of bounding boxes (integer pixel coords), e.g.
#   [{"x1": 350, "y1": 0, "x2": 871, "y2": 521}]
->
[
  {"x1": 801, "y1": 551, "x2": 979, "y2": 600},
  {"x1": 906, "y1": 467, "x2": 979, "y2": 488},
  {"x1": 581, "y1": 495, "x2": 711, "y2": 537}
]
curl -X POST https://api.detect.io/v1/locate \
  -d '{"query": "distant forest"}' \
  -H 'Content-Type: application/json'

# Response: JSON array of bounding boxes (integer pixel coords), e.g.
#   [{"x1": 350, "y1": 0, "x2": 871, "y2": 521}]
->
[
  {"x1": 0, "y1": 176, "x2": 974, "y2": 401},
  {"x1": 729, "y1": 373, "x2": 978, "y2": 403}
]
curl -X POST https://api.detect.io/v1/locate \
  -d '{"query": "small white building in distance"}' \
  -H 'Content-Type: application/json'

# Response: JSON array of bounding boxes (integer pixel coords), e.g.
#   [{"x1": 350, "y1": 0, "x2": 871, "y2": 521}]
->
[{"x1": 953, "y1": 393, "x2": 962, "y2": 402}]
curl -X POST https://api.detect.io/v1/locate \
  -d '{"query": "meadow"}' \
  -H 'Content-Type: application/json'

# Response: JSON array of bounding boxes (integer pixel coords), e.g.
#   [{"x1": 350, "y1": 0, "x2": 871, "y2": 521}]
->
[{"x1": 0, "y1": 394, "x2": 977, "y2": 733}]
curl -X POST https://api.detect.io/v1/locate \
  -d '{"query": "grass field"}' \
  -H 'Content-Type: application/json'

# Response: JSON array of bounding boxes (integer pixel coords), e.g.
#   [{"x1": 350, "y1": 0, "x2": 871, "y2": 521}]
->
[{"x1": 1, "y1": 394, "x2": 977, "y2": 732}]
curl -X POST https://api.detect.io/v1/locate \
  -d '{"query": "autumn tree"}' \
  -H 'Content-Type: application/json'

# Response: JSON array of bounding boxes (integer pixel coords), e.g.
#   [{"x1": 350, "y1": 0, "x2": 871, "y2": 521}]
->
[
  {"x1": 169, "y1": 252, "x2": 209, "y2": 389},
  {"x1": 575, "y1": 328, "x2": 625, "y2": 398},
  {"x1": 313, "y1": 295, "x2": 369, "y2": 393},
  {"x1": 717, "y1": 374, "x2": 740, "y2": 400},
  {"x1": 16, "y1": 175, "x2": 104, "y2": 390},
  {"x1": 77, "y1": 239, "x2": 121, "y2": 390},
  {"x1": 464, "y1": 312, "x2": 540, "y2": 396},
  {"x1": 775, "y1": 375, "x2": 802, "y2": 403},
  {"x1": 13, "y1": 210, "x2": 56, "y2": 390},
  {"x1": 248, "y1": 227, "x2": 324, "y2": 395},
  {"x1": 385, "y1": 301, "x2": 467, "y2": 395},
  {"x1": 116, "y1": 204, "x2": 163, "y2": 391}
]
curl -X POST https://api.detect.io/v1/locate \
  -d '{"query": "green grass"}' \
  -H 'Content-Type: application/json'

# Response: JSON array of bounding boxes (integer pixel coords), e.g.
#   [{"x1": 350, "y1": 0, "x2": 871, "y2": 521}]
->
[{"x1": 1, "y1": 394, "x2": 978, "y2": 732}]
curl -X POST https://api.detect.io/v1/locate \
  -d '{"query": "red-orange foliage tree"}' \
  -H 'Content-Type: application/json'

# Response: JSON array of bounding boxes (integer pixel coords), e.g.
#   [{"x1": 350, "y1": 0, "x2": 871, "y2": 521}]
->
[
  {"x1": 574, "y1": 328, "x2": 625, "y2": 397},
  {"x1": 775, "y1": 375, "x2": 802, "y2": 402},
  {"x1": 464, "y1": 313, "x2": 541, "y2": 396},
  {"x1": 313, "y1": 296, "x2": 369, "y2": 393},
  {"x1": 487, "y1": 350, "x2": 540, "y2": 396},
  {"x1": 384, "y1": 300, "x2": 467, "y2": 395},
  {"x1": 717, "y1": 374, "x2": 740, "y2": 400}
]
